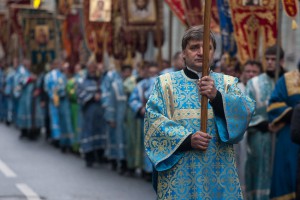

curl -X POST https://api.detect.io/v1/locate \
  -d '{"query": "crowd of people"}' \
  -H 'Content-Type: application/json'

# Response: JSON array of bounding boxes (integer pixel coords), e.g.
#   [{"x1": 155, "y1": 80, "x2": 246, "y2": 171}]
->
[{"x1": 0, "y1": 26, "x2": 299, "y2": 199}]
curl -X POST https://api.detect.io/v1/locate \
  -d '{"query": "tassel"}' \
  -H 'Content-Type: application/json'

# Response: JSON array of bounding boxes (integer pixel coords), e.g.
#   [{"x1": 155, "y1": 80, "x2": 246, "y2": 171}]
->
[
  {"x1": 33, "y1": 0, "x2": 41, "y2": 9},
  {"x1": 292, "y1": 19, "x2": 298, "y2": 30}
]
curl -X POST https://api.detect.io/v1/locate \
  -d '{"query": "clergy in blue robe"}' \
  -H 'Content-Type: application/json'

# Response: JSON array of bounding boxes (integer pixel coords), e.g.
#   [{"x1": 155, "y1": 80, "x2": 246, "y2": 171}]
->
[
  {"x1": 244, "y1": 47, "x2": 284, "y2": 200},
  {"x1": 101, "y1": 69, "x2": 127, "y2": 171},
  {"x1": 14, "y1": 59, "x2": 44, "y2": 139},
  {"x1": 129, "y1": 62, "x2": 160, "y2": 178},
  {"x1": 144, "y1": 25, "x2": 255, "y2": 199},
  {"x1": 0, "y1": 65, "x2": 6, "y2": 121},
  {"x1": 4, "y1": 66, "x2": 16, "y2": 124},
  {"x1": 44, "y1": 60, "x2": 73, "y2": 150},
  {"x1": 267, "y1": 69, "x2": 300, "y2": 200},
  {"x1": 77, "y1": 61, "x2": 106, "y2": 167}
]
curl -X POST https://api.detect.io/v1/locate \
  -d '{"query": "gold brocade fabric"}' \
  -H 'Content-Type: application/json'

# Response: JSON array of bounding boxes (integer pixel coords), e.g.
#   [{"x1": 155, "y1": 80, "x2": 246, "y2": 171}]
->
[
  {"x1": 229, "y1": 0, "x2": 278, "y2": 64},
  {"x1": 144, "y1": 71, "x2": 255, "y2": 199}
]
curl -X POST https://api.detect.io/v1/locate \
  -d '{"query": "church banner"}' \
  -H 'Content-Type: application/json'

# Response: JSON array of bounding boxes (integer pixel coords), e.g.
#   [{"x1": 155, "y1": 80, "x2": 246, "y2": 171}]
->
[
  {"x1": 19, "y1": 9, "x2": 55, "y2": 73},
  {"x1": 210, "y1": 0, "x2": 220, "y2": 33},
  {"x1": 83, "y1": 0, "x2": 113, "y2": 62},
  {"x1": 164, "y1": 0, "x2": 187, "y2": 25},
  {"x1": 164, "y1": 0, "x2": 219, "y2": 31},
  {"x1": 63, "y1": 13, "x2": 83, "y2": 66},
  {"x1": 89, "y1": 0, "x2": 112, "y2": 22},
  {"x1": 181, "y1": 0, "x2": 203, "y2": 26},
  {"x1": 282, "y1": 0, "x2": 299, "y2": 29},
  {"x1": 229, "y1": 0, "x2": 278, "y2": 64},
  {"x1": 122, "y1": 0, "x2": 162, "y2": 29},
  {"x1": 121, "y1": 0, "x2": 163, "y2": 57},
  {"x1": 217, "y1": 0, "x2": 237, "y2": 56}
]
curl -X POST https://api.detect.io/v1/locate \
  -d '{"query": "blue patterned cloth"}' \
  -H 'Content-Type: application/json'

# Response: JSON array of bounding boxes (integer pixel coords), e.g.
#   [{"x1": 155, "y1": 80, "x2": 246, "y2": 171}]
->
[
  {"x1": 44, "y1": 69, "x2": 73, "y2": 146},
  {"x1": 129, "y1": 77, "x2": 156, "y2": 173},
  {"x1": 4, "y1": 68, "x2": 16, "y2": 123},
  {"x1": 267, "y1": 70, "x2": 300, "y2": 200},
  {"x1": 0, "y1": 68, "x2": 6, "y2": 121},
  {"x1": 14, "y1": 66, "x2": 44, "y2": 129},
  {"x1": 245, "y1": 73, "x2": 275, "y2": 199},
  {"x1": 216, "y1": 0, "x2": 237, "y2": 56},
  {"x1": 77, "y1": 75, "x2": 106, "y2": 153},
  {"x1": 144, "y1": 70, "x2": 255, "y2": 199},
  {"x1": 101, "y1": 70, "x2": 127, "y2": 161}
]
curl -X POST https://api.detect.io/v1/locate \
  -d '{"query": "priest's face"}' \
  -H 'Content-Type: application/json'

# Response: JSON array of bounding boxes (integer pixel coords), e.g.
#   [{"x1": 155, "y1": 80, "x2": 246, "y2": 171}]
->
[
  {"x1": 265, "y1": 54, "x2": 277, "y2": 72},
  {"x1": 182, "y1": 39, "x2": 215, "y2": 72}
]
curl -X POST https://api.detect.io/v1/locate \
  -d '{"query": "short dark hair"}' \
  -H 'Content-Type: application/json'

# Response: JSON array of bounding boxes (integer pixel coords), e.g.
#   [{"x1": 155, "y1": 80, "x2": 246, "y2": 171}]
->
[
  {"x1": 243, "y1": 60, "x2": 263, "y2": 73},
  {"x1": 121, "y1": 65, "x2": 132, "y2": 72},
  {"x1": 145, "y1": 61, "x2": 159, "y2": 68},
  {"x1": 181, "y1": 25, "x2": 216, "y2": 51},
  {"x1": 265, "y1": 45, "x2": 284, "y2": 60}
]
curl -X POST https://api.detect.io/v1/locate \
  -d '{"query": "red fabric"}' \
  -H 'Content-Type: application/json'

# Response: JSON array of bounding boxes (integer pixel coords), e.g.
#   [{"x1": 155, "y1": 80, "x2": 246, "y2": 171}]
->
[
  {"x1": 66, "y1": 13, "x2": 83, "y2": 67},
  {"x1": 164, "y1": 0, "x2": 219, "y2": 32},
  {"x1": 282, "y1": 0, "x2": 298, "y2": 17},
  {"x1": 229, "y1": 1, "x2": 278, "y2": 64},
  {"x1": 27, "y1": 77, "x2": 34, "y2": 84},
  {"x1": 164, "y1": 0, "x2": 187, "y2": 25},
  {"x1": 182, "y1": 0, "x2": 203, "y2": 26},
  {"x1": 211, "y1": 0, "x2": 220, "y2": 33}
]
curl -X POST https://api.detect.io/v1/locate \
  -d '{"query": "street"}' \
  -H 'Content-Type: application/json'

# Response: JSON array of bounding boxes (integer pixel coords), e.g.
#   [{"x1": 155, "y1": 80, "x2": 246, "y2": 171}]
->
[{"x1": 0, "y1": 124, "x2": 156, "y2": 200}]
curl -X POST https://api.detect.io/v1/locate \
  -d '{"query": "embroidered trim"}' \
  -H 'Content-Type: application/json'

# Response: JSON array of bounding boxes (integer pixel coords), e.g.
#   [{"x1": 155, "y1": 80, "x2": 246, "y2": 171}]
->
[{"x1": 267, "y1": 102, "x2": 287, "y2": 112}]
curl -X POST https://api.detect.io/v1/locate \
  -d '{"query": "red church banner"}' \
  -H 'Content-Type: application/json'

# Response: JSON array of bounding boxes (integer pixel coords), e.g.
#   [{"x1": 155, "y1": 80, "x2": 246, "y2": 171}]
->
[
  {"x1": 282, "y1": 0, "x2": 298, "y2": 17},
  {"x1": 282, "y1": 0, "x2": 299, "y2": 29},
  {"x1": 164, "y1": 0, "x2": 219, "y2": 32},
  {"x1": 229, "y1": 0, "x2": 278, "y2": 64},
  {"x1": 164, "y1": 0, "x2": 186, "y2": 25}
]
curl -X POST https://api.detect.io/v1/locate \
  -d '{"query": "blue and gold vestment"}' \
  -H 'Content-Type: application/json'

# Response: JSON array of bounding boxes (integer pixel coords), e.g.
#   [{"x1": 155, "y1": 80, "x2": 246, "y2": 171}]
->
[
  {"x1": 267, "y1": 70, "x2": 300, "y2": 200},
  {"x1": 144, "y1": 70, "x2": 255, "y2": 199}
]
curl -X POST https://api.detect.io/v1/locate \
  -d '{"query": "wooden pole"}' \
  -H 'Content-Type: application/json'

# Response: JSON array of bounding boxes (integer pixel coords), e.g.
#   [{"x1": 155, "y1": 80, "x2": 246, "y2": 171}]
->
[{"x1": 200, "y1": 0, "x2": 212, "y2": 132}]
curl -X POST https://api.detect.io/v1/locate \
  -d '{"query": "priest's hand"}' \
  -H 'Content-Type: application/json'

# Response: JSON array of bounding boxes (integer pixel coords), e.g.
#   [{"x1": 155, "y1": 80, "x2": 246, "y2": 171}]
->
[
  {"x1": 191, "y1": 131, "x2": 212, "y2": 151},
  {"x1": 94, "y1": 93, "x2": 101, "y2": 101},
  {"x1": 198, "y1": 76, "x2": 217, "y2": 101},
  {"x1": 269, "y1": 122, "x2": 285, "y2": 133}
]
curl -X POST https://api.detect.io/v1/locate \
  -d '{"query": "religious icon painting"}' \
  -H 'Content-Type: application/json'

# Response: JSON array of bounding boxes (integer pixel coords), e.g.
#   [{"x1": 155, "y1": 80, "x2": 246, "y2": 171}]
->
[
  {"x1": 123, "y1": 0, "x2": 162, "y2": 28},
  {"x1": 89, "y1": 0, "x2": 112, "y2": 22},
  {"x1": 35, "y1": 25, "x2": 49, "y2": 47}
]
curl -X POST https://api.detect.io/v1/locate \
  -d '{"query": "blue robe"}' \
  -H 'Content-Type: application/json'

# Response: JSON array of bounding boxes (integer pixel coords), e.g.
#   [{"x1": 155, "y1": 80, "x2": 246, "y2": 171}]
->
[
  {"x1": 267, "y1": 70, "x2": 300, "y2": 200},
  {"x1": 0, "y1": 68, "x2": 6, "y2": 121},
  {"x1": 245, "y1": 73, "x2": 275, "y2": 199},
  {"x1": 4, "y1": 68, "x2": 16, "y2": 123},
  {"x1": 144, "y1": 71, "x2": 255, "y2": 199},
  {"x1": 129, "y1": 77, "x2": 156, "y2": 173},
  {"x1": 44, "y1": 69, "x2": 73, "y2": 146},
  {"x1": 77, "y1": 74, "x2": 106, "y2": 153},
  {"x1": 14, "y1": 66, "x2": 44, "y2": 129},
  {"x1": 101, "y1": 70, "x2": 127, "y2": 161}
]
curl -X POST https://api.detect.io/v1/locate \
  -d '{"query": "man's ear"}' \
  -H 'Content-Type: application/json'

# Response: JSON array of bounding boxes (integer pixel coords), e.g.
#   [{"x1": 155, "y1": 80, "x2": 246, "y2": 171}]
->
[{"x1": 182, "y1": 50, "x2": 186, "y2": 60}]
